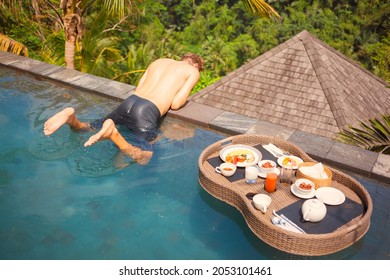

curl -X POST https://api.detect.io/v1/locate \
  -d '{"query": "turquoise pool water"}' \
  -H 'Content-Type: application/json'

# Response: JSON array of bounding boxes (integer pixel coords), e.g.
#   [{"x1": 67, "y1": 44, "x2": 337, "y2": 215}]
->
[{"x1": 0, "y1": 66, "x2": 389, "y2": 260}]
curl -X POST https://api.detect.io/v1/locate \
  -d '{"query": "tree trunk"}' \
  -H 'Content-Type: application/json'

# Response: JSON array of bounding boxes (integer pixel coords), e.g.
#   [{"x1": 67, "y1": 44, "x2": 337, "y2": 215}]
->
[
  {"x1": 64, "y1": 36, "x2": 76, "y2": 69},
  {"x1": 61, "y1": 0, "x2": 83, "y2": 69},
  {"x1": 63, "y1": 13, "x2": 82, "y2": 69}
]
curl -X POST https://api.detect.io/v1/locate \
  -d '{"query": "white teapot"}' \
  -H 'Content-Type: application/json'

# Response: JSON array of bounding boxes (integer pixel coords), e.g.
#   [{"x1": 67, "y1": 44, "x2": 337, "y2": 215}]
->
[{"x1": 301, "y1": 199, "x2": 327, "y2": 222}]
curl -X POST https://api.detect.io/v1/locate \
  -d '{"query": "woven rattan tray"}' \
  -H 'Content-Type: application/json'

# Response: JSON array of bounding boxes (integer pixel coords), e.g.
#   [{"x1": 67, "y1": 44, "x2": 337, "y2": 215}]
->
[{"x1": 198, "y1": 134, "x2": 372, "y2": 256}]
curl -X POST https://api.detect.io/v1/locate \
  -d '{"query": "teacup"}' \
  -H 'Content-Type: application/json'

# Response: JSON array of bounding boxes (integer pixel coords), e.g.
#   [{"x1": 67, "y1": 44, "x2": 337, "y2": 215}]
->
[
  {"x1": 215, "y1": 162, "x2": 237, "y2": 177},
  {"x1": 253, "y1": 194, "x2": 272, "y2": 213}
]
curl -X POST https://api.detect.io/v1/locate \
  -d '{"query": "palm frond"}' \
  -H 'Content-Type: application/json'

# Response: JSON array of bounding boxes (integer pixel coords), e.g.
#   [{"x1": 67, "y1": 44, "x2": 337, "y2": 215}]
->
[
  {"x1": 40, "y1": 32, "x2": 65, "y2": 65},
  {"x1": 337, "y1": 115, "x2": 390, "y2": 154},
  {"x1": 241, "y1": 0, "x2": 281, "y2": 21},
  {"x1": 0, "y1": 33, "x2": 28, "y2": 56}
]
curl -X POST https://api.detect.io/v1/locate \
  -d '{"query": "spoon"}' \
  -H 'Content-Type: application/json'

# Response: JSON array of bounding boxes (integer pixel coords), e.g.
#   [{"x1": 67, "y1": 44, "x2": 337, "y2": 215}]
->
[{"x1": 271, "y1": 216, "x2": 286, "y2": 226}]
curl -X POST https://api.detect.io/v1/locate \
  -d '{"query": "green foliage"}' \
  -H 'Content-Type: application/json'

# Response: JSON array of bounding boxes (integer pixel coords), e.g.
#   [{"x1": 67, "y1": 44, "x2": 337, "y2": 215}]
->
[
  {"x1": 40, "y1": 32, "x2": 66, "y2": 66},
  {"x1": 202, "y1": 35, "x2": 238, "y2": 76},
  {"x1": 230, "y1": 34, "x2": 259, "y2": 65},
  {"x1": 191, "y1": 71, "x2": 221, "y2": 96},
  {"x1": 363, "y1": 37, "x2": 390, "y2": 83},
  {"x1": 114, "y1": 43, "x2": 156, "y2": 85},
  {"x1": 1, "y1": 0, "x2": 389, "y2": 87},
  {"x1": 160, "y1": 0, "x2": 193, "y2": 30},
  {"x1": 337, "y1": 115, "x2": 390, "y2": 154},
  {"x1": 78, "y1": 11, "x2": 122, "y2": 76}
]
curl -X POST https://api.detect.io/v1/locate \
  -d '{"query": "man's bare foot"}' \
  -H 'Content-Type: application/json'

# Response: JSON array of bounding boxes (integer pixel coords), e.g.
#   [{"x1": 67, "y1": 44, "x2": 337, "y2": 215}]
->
[
  {"x1": 84, "y1": 119, "x2": 116, "y2": 147},
  {"x1": 84, "y1": 119, "x2": 153, "y2": 165},
  {"x1": 44, "y1": 107, "x2": 75, "y2": 136}
]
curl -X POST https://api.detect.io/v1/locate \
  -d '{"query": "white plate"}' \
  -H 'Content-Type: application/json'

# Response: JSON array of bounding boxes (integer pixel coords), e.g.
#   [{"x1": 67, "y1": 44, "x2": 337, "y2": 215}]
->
[
  {"x1": 277, "y1": 156, "x2": 303, "y2": 169},
  {"x1": 315, "y1": 187, "x2": 345, "y2": 205},
  {"x1": 258, "y1": 167, "x2": 281, "y2": 178},
  {"x1": 290, "y1": 184, "x2": 315, "y2": 199},
  {"x1": 219, "y1": 144, "x2": 262, "y2": 167}
]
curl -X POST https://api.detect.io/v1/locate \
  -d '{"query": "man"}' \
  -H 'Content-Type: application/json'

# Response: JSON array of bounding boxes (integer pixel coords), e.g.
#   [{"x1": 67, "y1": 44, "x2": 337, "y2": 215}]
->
[{"x1": 43, "y1": 53, "x2": 204, "y2": 164}]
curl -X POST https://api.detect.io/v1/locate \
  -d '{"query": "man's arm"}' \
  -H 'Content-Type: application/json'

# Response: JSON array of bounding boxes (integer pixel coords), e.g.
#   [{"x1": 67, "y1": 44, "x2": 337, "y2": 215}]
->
[{"x1": 170, "y1": 71, "x2": 200, "y2": 110}]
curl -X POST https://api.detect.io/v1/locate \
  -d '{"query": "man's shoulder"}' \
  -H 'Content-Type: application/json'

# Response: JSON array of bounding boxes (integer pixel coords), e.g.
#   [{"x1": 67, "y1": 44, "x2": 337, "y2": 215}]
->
[
  {"x1": 149, "y1": 58, "x2": 177, "y2": 67},
  {"x1": 154, "y1": 58, "x2": 175, "y2": 63}
]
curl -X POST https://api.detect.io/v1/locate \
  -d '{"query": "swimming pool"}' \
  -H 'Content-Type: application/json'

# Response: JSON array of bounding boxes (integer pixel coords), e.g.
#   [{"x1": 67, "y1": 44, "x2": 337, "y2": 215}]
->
[{"x1": 0, "y1": 66, "x2": 389, "y2": 260}]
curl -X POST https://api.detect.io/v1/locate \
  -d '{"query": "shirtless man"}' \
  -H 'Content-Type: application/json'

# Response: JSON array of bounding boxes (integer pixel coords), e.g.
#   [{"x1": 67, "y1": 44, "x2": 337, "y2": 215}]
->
[{"x1": 43, "y1": 53, "x2": 204, "y2": 164}]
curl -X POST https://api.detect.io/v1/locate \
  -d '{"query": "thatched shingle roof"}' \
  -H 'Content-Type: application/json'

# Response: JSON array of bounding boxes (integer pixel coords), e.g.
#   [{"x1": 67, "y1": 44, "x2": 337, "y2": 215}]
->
[{"x1": 191, "y1": 30, "x2": 390, "y2": 139}]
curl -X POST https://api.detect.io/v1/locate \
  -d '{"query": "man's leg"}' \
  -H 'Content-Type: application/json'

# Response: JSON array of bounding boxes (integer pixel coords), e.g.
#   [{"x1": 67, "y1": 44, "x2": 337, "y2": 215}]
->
[
  {"x1": 84, "y1": 119, "x2": 152, "y2": 165},
  {"x1": 44, "y1": 107, "x2": 92, "y2": 136}
]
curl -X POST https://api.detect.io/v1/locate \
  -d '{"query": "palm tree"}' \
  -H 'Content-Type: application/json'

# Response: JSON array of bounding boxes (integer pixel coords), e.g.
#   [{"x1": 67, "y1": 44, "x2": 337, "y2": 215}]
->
[
  {"x1": 337, "y1": 115, "x2": 390, "y2": 154},
  {"x1": 42, "y1": 0, "x2": 138, "y2": 69},
  {"x1": 0, "y1": 33, "x2": 28, "y2": 56}
]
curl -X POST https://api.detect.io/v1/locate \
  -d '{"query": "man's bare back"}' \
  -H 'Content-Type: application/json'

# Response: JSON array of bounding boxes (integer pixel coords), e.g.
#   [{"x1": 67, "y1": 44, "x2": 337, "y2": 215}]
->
[{"x1": 135, "y1": 58, "x2": 200, "y2": 116}]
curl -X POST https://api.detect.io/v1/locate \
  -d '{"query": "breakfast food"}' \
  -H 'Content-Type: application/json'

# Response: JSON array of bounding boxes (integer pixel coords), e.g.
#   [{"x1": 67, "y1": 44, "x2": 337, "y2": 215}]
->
[
  {"x1": 225, "y1": 149, "x2": 255, "y2": 165},
  {"x1": 298, "y1": 182, "x2": 312, "y2": 191},
  {"x1": 282, "y1": 157, "x2": 298, "y2": 168},
  {"x1": 261, "y1": 161, "x2": 274, "y2": 168}
]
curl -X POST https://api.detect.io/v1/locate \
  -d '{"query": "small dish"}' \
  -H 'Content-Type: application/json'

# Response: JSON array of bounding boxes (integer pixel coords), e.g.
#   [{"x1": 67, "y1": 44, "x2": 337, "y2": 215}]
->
[
  {"x1": 258, "y1": 159, "x2": 277, "y2": 173},
  {"x1": 315, "y1": 187, "x2": 345, "y2": 205},
  {"x1": 277, "y1": 156, "x2": 303, "y2": 169},
  {"x1": 258, "y1": 167, "x2": 280, "y2": 178},
  {"x1": 294, "y1": 178, "x2": 315, "y2": 195},
  {"x1": 290, "y1": 183, "x2": 315, "y2": 199}
]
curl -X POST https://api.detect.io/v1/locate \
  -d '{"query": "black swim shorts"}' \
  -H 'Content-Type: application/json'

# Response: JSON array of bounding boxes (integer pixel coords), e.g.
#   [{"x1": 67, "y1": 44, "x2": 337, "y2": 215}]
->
[{"x1": 101, "y1": 95, "x2": 161, "y2": 142}]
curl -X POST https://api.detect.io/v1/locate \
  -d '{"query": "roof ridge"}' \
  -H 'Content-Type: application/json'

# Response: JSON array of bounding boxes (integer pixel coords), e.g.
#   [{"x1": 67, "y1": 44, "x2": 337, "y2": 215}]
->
[
  {"x1": 297, "y1": 32, "x2": 349, "y2": 129},
  {"x1": 191, "y1": 31, "x2": 302, "y2": 101},
  {"x1": 296, "y1": 30, "x2": 389, "y2": 87}
]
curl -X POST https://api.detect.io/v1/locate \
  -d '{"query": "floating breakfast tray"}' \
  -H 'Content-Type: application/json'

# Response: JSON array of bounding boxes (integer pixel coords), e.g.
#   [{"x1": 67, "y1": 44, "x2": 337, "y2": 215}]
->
[{"x1": 198, "y1": 134, "x2": 372, "y2": 256}]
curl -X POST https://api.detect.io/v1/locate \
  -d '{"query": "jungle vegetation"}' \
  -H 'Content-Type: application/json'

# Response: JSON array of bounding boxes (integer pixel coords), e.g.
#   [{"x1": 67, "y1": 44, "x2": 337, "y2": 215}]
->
[{"x1": 0, "y1": 0, "x2": 388, "y2": 91}]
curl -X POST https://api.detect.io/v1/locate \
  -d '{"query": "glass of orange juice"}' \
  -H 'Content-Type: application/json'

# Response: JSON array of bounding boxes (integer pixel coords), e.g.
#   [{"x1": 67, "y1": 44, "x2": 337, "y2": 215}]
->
[{"x1": 265, "y1": 172, "x2": 278, "y2": 193}]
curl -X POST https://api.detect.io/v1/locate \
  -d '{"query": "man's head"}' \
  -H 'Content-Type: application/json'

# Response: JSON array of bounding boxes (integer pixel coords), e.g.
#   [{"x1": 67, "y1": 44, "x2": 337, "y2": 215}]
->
[{"x1": 181, "y1": 53, "x2": 205, "y2": 72}]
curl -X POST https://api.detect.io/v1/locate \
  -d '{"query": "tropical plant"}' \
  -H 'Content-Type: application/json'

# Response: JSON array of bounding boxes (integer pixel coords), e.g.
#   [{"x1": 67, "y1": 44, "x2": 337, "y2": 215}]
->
[
  {"x1": 40, "y1": 32, "x2": 66, "y2": 65},
  {"x1": 113, "y1": 43, "x2": 156, "y2": 85},
  {"x1": 202, "y1": 35, "x2": 238, "y2": 76},
  {"x1": 337, "y1": 115, "x2": 390, "y2": 154},
  {"x1": 41, "y1": 0, "x2": 140, "y2": 69},
  {"x1": 0, "y1": 33, "x2": 28, "y2": 56}
]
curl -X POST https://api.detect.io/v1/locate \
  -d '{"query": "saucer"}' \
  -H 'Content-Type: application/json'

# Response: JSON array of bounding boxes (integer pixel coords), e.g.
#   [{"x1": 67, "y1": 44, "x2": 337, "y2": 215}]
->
[
  {"x1": 315, "y1": 187, "x2": 345, "y2": 205},
  {"x1": 258, "y1": 167, "x2": 280, "y2": 178},
  {"x1": 290, "y1": 184, "x2": 315, "y2": 199}
]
